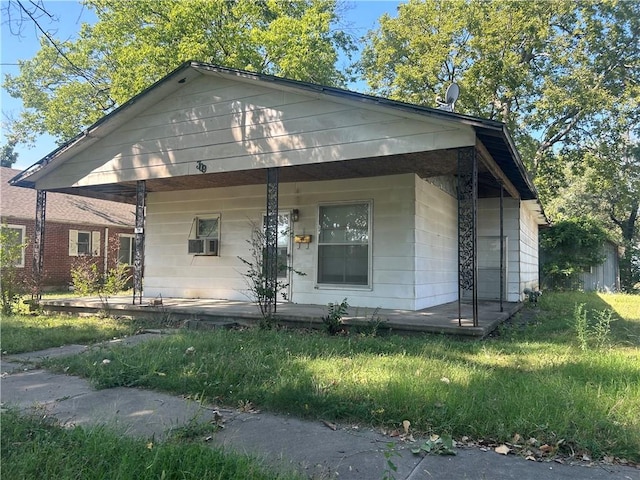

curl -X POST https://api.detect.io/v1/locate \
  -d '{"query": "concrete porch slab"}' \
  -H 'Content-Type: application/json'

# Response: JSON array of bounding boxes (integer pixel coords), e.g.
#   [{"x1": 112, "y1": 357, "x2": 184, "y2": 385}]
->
[{"x1": 39, "y1": 296, "x2": 522, "y2": 338}]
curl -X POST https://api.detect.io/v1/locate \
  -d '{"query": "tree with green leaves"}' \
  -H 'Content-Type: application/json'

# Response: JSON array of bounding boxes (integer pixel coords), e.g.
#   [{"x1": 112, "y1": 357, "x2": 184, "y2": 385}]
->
[
  {"x1": 359, "y1": 0, "x2": 639, "y2": 176},
  {"x1": 539, "y1": 218, "x2": 610, "y2": 290},
  {"x1": 547, "y1": 141, "x2": 640, "y2": 291},
  {"x1": 0, "y1": 139, "x2": 19, "y2": 167},
  {"x1": 359, "y1": 0, "x2": 639, "y2": 290},
  {"x1": 4, "y1": 0, "x2": 355, "y2": 143}
]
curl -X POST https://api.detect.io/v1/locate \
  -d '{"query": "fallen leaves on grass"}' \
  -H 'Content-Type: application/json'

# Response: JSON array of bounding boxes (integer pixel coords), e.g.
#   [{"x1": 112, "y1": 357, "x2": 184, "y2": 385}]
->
[
  {"x1": 402, "y1": 420, "x2": 411, "y2": 435},
  {"x1": 237, "y1": 400, "x2": 259, "y2": 413},
  {"x1": 322, "y1": 420, "x2": 337, "y2": 431},
  {"x1": 411, "y1": 434, "x2": 456, "y2": 456},
  {"x1": 495, "y1": 444, "x2": 511, "y2": 455}
]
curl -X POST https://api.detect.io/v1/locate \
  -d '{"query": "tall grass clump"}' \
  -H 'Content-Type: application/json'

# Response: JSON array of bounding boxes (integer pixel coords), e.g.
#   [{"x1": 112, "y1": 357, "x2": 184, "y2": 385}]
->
[{"x1": 574, "y1": 303, "x2": 615, "y2": 350}]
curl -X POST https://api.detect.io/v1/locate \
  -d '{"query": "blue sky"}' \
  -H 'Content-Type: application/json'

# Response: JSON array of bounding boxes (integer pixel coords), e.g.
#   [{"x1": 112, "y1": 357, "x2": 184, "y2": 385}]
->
[{"x1": 1, "y1": 0, "x2": 401, "y2": 170}]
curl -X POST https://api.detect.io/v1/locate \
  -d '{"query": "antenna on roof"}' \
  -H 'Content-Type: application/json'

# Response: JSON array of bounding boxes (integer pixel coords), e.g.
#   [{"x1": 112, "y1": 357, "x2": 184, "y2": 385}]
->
[{"x1": 436, "y1": 83, "x2": 459, "y2": 112}]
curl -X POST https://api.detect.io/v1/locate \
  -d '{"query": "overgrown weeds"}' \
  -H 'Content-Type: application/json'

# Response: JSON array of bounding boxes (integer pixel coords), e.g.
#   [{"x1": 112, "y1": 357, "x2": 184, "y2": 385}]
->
[
  {"x1": 574, "y1": 303, "x2": 615, "y2": 350},
  {"x1": 322, "y1": 298, "x2": 349, "y2": 335},
  {"x1": 237, "y1": 221, "x2": 305, "y2": 329},
  {"x1": 70, "y1": 255, "x2": 130, "y2": 316}
]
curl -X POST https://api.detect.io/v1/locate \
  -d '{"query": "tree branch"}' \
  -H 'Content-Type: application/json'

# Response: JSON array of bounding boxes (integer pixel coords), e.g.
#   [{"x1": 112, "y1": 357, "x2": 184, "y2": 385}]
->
[{"x1": 15, "y1": 0, "x2": 116, "y2": 112}]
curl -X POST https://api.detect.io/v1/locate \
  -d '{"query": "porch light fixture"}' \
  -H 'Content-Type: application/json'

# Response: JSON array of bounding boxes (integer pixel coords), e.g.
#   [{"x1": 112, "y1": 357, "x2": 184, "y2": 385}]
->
[{"x1": 292, "y1": 209, "x2": 299, "y2": 222}]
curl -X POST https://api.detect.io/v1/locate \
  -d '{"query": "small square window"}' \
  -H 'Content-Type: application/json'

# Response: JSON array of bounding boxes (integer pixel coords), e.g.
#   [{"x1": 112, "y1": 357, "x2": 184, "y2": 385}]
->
[
  {"x1": 69, "y1": 230, "x2": 100, "y2": 256},
  {"x1": 189, "y1": 215, "x2": 220, "y2": 256},
  {"x1": 77, "y1": 232, "x2": 91, "y2": 255},
  {"x1": 197, "y1": 217, "x2": 219, "y2": 238}
]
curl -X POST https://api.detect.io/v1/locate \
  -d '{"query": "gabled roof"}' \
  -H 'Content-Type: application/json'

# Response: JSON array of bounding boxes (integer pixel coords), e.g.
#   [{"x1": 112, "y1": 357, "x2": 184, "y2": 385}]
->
[
  {"x1": 1, "y1": 167, "x2": 134, "y2": 227},
  {"x1": 9, "y1": 61, "x2": 541, "y2": 206}
]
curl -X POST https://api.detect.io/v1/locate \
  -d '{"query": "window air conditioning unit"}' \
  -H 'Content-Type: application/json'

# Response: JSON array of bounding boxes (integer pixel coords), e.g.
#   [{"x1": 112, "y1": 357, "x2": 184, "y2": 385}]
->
[{"x1": 188, "y1": 238, "x2": 219, "y2": 256}]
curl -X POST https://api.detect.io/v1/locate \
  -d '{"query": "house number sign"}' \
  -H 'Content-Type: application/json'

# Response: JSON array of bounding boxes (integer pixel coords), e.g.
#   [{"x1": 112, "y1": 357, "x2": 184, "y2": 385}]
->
[{"x1": 196, "y1": 161, "x2": 207, "y2": 173}]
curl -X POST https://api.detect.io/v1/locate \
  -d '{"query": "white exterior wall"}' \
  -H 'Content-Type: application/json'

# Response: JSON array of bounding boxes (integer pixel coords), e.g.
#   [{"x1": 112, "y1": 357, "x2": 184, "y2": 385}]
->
[
  {"x1": 519, "y1": 201, "x2": 540, "y2": 295},
  {"x1": 414, "y1": 176, "x2": 459, "y2": 309},
  {"x1": 34, "y1": 75, "x2": 474, "y2": 191},
  {"x1": 144, "y1": 174, "x2": 417, "y2": 310},
  {"x1": 477, "y1": 197, "x2": 522, "y2": 302}
]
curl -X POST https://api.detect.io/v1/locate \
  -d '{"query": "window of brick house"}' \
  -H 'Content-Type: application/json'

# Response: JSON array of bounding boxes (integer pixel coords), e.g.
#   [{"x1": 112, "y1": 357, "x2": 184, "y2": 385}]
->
[{"x1": 69, "y1": 230, "x2": 100, "y2": 256}]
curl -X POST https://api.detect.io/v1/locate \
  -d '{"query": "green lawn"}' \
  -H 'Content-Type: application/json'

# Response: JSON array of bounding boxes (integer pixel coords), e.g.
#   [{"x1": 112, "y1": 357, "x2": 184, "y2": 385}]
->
[
  {"x1": 4, "y1": 292, "x2": 639, "y2": 463},
  {"x1": 1, "y1": 409, "x2": 301, "y2": 480},
  {"x1": 0, "y1": 313, "x2": 141, "y2": 354}
]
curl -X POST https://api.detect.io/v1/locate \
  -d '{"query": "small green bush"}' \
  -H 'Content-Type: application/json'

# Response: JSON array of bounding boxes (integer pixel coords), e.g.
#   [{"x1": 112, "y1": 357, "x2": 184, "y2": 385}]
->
[
  {"x1": 70, "y1": 256, "x2": 130, "y2": 314},
  {"x1": 322, "y1": 298, "x2": 349, "y2": 335},
  {"x1": 0, "y1": 225, "x2": 27, "y2": 315}
]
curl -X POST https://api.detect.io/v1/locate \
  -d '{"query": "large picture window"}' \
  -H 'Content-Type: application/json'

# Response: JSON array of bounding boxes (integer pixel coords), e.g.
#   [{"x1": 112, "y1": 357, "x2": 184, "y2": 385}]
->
[{"x1": 318, "y1": 202, "x2": 370, "y2": 286}]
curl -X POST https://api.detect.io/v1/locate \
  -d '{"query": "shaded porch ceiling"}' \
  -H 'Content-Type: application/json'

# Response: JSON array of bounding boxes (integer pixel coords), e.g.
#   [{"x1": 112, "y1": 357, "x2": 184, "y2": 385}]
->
[{"x1": 44, "y1": 147, "x2": 509, "y2": 204}]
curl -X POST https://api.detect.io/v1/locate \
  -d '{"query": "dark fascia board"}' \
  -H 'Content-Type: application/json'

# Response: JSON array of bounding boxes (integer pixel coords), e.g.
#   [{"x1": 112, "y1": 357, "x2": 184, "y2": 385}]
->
[
  {"x1": 11, "y1": 60, "x2": 538, "y2": 203},
  {"x1": 497, "y1": 123, "x2": 539, "y2": 200}
]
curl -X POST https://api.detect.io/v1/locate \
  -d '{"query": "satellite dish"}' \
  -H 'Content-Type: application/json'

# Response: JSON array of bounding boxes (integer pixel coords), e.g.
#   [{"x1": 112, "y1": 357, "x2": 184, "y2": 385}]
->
[
  {"x1": 445, "y1": 83, "x2": 459, "y2": 105},
  {"x1": 436, "y1": 83, "x2": 459, "y2": 112}
]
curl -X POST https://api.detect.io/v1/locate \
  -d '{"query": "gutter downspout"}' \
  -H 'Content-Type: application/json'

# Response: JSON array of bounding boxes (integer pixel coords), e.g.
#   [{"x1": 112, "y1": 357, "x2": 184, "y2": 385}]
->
[{"x1": 104, "y1": 227, "x2": 109, "y2": 278}]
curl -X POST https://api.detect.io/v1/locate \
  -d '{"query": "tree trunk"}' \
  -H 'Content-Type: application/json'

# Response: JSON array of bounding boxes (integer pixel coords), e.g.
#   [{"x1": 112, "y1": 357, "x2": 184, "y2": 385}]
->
[{"x1": 614, "y1": 200, "x2": 639, "y2": 291}]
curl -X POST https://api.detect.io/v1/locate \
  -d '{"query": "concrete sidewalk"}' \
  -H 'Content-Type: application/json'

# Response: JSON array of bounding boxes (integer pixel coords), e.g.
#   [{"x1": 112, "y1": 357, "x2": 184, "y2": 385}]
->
[{"x1": 1, "y1": 337, "x2": 637, "y2": 480}]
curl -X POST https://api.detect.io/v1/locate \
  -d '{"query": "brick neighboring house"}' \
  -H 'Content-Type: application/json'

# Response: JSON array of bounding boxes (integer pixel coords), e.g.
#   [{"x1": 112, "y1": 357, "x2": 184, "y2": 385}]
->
[{"x1": 1, "y1": 167, "x2": 135, "y2": 290}]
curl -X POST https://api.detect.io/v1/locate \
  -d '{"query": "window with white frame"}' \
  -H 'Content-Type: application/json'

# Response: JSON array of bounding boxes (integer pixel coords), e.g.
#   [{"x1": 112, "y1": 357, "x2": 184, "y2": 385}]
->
[
  {"x1": 118, "y1": 234, "x2": 135, "y2": 265},
  {"x1": 188, "y1": 215, "x2": 220, "y2": 256},
  {"x1": 2, "y1": 224, "x2": 26, "y2": 268},
  {"x1": 69, "y1": 230, "x2": 100, "y2": 256},
  {"x1": 317, "y1": 202, "x2": 370, "y2": 286}
]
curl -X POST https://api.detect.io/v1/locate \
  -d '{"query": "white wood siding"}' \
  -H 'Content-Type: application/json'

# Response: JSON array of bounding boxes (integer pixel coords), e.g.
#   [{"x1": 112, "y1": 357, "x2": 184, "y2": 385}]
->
[
  {"x1": 477, "y1": 197, "x2": 522, "y2": 301},
  {"x1": 579, "y1": 242, "x2": 619, "y2": 291},
  {"x1": 518, "y1": 201, "x2": 540, "y2": 296},
  {"x1": 144, "y1": 174, "x2": 417, "y2": 310},
  {"x1": 35, "y1": 75, "x2": 475, "y2": 190},
  {"x1": 414, "y1": 176, "x2": 458, "y2": 309}
]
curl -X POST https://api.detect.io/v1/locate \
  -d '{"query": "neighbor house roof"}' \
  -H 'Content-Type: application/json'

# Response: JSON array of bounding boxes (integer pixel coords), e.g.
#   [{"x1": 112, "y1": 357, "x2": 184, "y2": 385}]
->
[{"x1": 1, "y1": 167, "x2": 134, "y2": 227}]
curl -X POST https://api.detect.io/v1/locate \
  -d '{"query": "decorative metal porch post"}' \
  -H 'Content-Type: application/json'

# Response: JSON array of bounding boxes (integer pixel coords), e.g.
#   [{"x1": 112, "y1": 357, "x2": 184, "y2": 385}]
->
[
  {"x1": 457, "y1": 147, "x2": 478, "y2": 327},
  {"x1": 32, "y1": 190, "x2": 46, "y2": 300},
  {"x1": 500, "y1": 185, "x2": 504, "y2": 313},
  {"x1": 133, "y1": 180, "x2": 146, "y2": 305},
  {"x1": 265, "y1": 168, "x2": 279, "y2": 318}
]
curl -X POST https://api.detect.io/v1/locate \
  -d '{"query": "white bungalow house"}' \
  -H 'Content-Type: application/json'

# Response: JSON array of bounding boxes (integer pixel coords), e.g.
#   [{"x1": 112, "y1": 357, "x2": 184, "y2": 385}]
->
[{"x1": 10, "y1": 62, "x2": 547, "y2": 321}]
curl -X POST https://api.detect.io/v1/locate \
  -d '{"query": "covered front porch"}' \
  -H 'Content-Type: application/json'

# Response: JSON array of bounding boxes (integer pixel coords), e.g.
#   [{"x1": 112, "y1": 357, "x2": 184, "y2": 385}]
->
[
  {"x1": 39, "y1": 296, "x2": 522, "y2": 338},
  {"x1": 11, "y1": 62, "x2": 547, "y2": 330}
]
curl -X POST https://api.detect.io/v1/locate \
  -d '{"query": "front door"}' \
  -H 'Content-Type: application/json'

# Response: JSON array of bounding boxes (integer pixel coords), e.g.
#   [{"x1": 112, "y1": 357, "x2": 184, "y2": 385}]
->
[
  {"x1": 477, "y1": 236, "x2": 507, "y2": 300},
  {"x1": 264, "y1": 212, "x2": 292, "y2": 302},
  {"x1": 276, "y1": 212, "x2": 292, "y2": 301}
]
